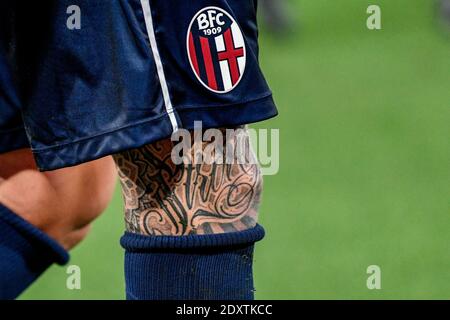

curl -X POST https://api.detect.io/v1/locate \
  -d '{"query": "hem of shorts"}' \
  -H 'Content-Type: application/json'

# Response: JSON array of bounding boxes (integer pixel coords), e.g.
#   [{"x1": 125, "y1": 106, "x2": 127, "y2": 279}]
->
[
  {"x1": 176, "y1": 94, "x2": 278, "y2": 130},
  {"x1": 0, "y1": 126, "x2": 29, "y2": 154},
  {"x1": 34, "y1": 94, "x2": 278, "y2": 171}
]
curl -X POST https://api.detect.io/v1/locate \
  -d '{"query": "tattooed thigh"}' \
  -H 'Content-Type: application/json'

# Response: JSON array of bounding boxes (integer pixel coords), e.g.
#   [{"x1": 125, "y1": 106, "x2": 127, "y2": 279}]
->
[{"x1": 113, "y1": 127, "x2": 262, "y2": 236}]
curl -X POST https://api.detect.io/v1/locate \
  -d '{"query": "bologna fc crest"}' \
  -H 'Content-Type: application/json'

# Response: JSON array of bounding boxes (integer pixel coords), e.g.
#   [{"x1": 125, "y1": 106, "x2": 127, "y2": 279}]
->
[{"x1": 187, "y1": 7, "x2": 246, "y2": 93}]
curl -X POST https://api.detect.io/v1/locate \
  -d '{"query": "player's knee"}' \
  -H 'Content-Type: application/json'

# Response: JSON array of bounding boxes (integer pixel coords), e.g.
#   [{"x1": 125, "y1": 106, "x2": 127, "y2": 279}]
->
[{"x1": 115, "y1": 133, "x2": 263, "y2": 236}]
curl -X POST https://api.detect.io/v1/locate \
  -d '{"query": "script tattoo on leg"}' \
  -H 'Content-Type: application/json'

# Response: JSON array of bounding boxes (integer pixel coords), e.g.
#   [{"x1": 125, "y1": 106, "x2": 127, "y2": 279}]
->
[{"x1": 113, "y1": 127, "x2": 262, "y2": 236}]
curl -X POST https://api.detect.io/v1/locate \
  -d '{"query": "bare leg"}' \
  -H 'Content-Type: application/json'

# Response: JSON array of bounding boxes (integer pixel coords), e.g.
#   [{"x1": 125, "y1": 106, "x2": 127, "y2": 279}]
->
[
  {"x1": 0, "y1": 150, "x2": 116, "y2": 249},
  {"x1": 114, "y1": 127, "x2": 264, "y2": 299}
]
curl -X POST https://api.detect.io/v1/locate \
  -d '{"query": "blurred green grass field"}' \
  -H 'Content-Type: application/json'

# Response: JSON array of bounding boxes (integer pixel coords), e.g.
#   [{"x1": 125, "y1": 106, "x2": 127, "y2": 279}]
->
[{"x1": 21, "y1": 0, "x2": 450, "y2": 299}]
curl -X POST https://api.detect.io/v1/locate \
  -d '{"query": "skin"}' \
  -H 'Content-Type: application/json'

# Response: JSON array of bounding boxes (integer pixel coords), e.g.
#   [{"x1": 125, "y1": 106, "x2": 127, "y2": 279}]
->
[
  {"x1": 0, "y1": 149, "x2": 117, "y2": 250},
  {"x1": 114, "y1": 127, "x2": 262, "y2": 236},
  {"x1": 0, "y1": 125, "x2": 261, "y2": 249}
]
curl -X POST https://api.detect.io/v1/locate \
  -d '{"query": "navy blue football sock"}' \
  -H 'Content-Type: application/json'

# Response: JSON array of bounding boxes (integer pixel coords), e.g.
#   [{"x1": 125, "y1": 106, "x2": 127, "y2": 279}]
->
[
  {"x1": 0, "y1": 204, "x2": 69, "y2": 299},
  {"x1": 120, "y1": 225, "x2": 265, "y2": 300}
]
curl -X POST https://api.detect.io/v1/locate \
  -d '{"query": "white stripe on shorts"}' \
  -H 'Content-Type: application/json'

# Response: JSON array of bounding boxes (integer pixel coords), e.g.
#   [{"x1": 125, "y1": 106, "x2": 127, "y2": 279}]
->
[{"x1": 140, "y1": 0, "x2": 179, "y2": 132}]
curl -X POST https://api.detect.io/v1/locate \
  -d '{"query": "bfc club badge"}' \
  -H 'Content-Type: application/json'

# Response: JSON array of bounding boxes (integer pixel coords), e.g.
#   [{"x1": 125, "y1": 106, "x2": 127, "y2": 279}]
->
[{"x1": 187, "y1": 7, "x2": 247, "y2": 93}]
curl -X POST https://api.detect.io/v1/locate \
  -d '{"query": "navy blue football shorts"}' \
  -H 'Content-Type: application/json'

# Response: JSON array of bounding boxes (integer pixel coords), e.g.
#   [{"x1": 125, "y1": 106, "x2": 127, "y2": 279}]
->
[{"x1": 0, "y1": 0, "x2": 277, "y2": 171}]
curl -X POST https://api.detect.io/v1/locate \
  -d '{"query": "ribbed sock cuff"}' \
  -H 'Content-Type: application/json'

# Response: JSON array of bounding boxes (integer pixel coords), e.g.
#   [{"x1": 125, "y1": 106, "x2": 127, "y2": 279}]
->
[
  {"x1": 0, "y1": 204, "x2": 69, "y2": 299},
  {"x1": 121, "y1": 225, "x2": 265, "y2": 300}
]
